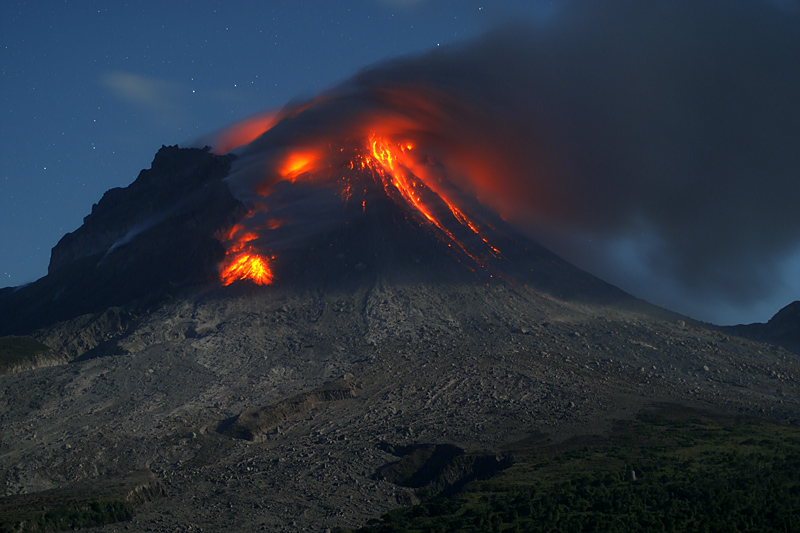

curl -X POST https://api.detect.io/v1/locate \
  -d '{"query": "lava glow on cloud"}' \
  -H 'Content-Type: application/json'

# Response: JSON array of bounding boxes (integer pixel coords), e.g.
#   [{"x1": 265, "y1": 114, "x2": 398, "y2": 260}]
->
[{"x1": 208, "y1": 0, "x2": 800, "y2": 324}]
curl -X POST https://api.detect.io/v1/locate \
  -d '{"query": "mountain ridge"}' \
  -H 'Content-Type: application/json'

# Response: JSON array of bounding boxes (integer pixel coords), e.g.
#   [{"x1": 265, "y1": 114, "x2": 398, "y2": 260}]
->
[{"x1": 726, "y1": 300, "x2": 800, "y2": 355}]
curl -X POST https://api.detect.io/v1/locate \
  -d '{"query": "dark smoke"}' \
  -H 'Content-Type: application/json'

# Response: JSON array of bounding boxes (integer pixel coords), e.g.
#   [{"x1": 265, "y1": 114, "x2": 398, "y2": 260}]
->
[{"x1": 221, "y1": 0, "x2": 800, "y2": 324}]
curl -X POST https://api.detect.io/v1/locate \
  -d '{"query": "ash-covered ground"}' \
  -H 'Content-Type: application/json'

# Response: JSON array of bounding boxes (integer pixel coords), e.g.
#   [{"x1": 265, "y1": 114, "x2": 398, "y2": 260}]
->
[{"x1": 2, "y1": 276, "x2": 798, "y2": 532}]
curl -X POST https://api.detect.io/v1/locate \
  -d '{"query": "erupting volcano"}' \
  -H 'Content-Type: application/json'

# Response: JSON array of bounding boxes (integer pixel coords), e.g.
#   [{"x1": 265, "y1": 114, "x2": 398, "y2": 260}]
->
[
  {"x1": 0, "y1": 24, "x2": 674, "y2": 335},
  {"x1": 206, "y1": 81, "x2": 546, "y2": 290},
  {"x1": 5, "y1": 5, "x2": 800, "y2": 532},
  {"x1": 214, "y1": 123, "x2": 508, "y2": 287},
  {"x1": 0, "y1": 77, "x2": 623, "y2": 335}
]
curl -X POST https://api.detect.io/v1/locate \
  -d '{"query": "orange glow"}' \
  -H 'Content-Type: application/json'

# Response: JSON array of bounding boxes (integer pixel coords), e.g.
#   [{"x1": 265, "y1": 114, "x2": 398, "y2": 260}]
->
[
  {"x1": 368, "y1": 136, "x2": 439, "y2": 227},
  {"x1": 211, "y1": 113, "x2": 279, "y2": 154},
  {"x1": 216, "y1": 215, "x2": 277, "y2": 286},
  {"x1": 210, "y1": 99, "x2": 320, "y2": 154},
  {"x1": 279, "y1": 150, "x2": 320, "y2": 180},
  {"x1": 220, "y1": 252, "x2": 273, "y2": 286}
]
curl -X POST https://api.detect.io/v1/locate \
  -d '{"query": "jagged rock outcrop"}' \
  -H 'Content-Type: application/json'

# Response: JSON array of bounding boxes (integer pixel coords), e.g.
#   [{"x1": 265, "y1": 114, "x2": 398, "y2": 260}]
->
[
  {"x1": 0, "y1": 146, "x2": 241, "y2": 335},
  {"x1": 49, "y1": 146, "x2": 235, "y2": 275}
]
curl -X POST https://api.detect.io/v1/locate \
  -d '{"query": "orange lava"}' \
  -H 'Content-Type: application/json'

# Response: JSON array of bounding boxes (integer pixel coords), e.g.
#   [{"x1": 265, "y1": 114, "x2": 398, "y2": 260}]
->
[
  {"x1": 367, "y1": 136, "x2": 444, "y2": 227},
  {"x1": 362, "y1": 134, "x2": 500, "y2": 265},
  {"x1": 218, "y1": 219, "x2": 275, "y2": 286},
  {"x1": 279, "y1": 150, "x2": 320, "y2": 180},
  {"x1": 220, "y1": 252, "x2": 273, "y2": 286}
]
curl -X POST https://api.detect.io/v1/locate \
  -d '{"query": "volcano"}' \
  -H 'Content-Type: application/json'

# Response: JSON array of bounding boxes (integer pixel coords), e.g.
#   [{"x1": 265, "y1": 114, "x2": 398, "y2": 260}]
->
[
  {"x1": 1, "y1": 139, "x2": 799, "y2": 532},
  {"x1": 3, "y1": 9, "x2": 800, "y2": 530}
]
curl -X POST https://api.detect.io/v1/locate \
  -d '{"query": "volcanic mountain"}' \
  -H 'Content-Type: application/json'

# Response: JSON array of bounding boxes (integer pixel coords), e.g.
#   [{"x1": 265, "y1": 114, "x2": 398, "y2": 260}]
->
[
  {"x1": 1, "y1": 141, "x2": 798, "y2": 531},
  {"x1": 1, "y1": 65, "x2": 646, "y2": 338},
  {"x1": 3, "y1": 7, "x2": 800, "y2": 530}
]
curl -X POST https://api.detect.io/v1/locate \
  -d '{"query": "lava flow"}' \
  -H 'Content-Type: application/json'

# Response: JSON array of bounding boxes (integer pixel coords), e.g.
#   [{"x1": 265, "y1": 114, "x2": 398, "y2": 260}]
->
[
  {"x1": 361, "y1": 134, "x2": 501, "y2": 266},
  {"x1": 217, "y1": 222, "x2": 274, "y2": 286},
  {"x1": 219, "y1": 252, "x2": 273, "y2": 286}
]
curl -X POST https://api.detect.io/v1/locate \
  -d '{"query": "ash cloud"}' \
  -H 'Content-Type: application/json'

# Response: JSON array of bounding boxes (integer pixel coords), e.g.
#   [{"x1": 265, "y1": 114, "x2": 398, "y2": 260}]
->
[{"x1": 224, "y1": 0, "x2": 800, "y2": 324}]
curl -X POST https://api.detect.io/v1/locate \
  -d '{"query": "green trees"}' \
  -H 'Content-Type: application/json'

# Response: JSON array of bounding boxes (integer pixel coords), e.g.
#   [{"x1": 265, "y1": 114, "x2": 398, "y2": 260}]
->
[{"x1": 351, "y1": 411, "x2": 800, "y2": 533}]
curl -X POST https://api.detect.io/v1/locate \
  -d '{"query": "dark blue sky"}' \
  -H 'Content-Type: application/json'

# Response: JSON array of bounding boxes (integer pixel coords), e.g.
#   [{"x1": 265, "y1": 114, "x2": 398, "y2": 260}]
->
[{"x1": 2, "y1": 1, "x2": 799, "y2": 325}]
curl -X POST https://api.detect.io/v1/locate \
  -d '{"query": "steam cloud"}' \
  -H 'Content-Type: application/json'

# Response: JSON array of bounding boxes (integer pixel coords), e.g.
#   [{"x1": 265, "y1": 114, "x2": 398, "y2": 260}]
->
[{"x1": 217, "y1": 0, "x2": 800, "y2": 324}]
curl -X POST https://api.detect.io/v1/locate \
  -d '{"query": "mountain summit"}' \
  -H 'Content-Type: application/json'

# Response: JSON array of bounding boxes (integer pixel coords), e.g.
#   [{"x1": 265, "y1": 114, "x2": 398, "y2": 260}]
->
[
  {"x1": 0, "y1": 146, "x2": 238, "y2": 335},
  {"x1": 0, "y1": 127, "x2": 629, "y2": 336}
]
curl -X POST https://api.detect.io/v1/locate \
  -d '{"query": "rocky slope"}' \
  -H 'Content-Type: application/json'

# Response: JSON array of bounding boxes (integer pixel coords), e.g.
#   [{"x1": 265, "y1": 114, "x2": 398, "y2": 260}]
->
[{"x1": 1, "y1": 276, "x2": 798, "y2": 531}]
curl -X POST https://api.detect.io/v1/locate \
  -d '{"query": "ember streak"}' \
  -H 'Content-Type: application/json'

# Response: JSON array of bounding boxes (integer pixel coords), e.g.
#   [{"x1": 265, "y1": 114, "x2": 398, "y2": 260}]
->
[{"x1": 362, "y1": 134, "x2": 502, "y2": 267}]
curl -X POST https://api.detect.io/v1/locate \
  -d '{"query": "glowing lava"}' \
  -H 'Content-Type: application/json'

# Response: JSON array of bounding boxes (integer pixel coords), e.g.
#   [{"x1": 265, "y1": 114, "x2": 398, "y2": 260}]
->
[
  {"x1": 219, "y1": 252, "x2": 273, "y2": 286},
  {"x1": 279, "y1": 150, "x2": 321, "y2": 181},
  {"x1": 217, "y1": 222, "x2": 275, "y2": 286},
  {"x1": 211, "y1": 112, "x2": 280, "y2": 155},
  {"x1": 361, "y1": 134, "x2": 502, "y2": 266},
  {"x1": 367, "y1": 135, "x2": 460, "y2": 230}
]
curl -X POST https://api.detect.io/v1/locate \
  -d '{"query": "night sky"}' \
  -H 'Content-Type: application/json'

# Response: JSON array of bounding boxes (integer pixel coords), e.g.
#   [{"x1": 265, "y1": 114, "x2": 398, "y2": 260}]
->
[{"x1": 2, "y1": 1, "x2": 799, "y2": 325}]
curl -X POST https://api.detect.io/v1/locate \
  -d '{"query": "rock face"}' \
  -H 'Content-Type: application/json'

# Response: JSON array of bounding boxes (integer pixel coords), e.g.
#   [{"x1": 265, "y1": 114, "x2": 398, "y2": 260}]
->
[
  {"x1": 48, "y1": 146, "x2": 235, "y2": 275},
  {"x1": 0, "y1": 146, "x2": 240, "y2": 335}
]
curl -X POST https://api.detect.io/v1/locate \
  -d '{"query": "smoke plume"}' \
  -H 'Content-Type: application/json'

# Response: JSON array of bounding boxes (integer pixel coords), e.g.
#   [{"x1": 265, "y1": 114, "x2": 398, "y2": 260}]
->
[{"x1": 211, "y1": 0, "x2": 800, "y2": 324}]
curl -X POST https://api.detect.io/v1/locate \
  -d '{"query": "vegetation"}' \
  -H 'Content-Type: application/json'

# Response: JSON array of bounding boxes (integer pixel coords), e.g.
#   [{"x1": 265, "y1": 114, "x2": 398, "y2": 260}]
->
[
  {"x1": 0, "y1": 336, "x2": 50, "y2": 371},
  {"x1": 347, "y1": 407, "x2": 800, "y2": 532},
  {"x1": 0, "y1": 499, "x2": 132, "y2": 532}
]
